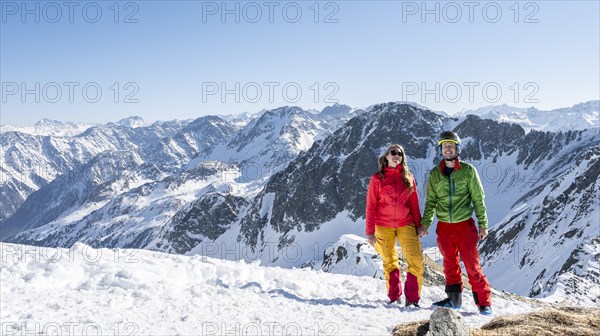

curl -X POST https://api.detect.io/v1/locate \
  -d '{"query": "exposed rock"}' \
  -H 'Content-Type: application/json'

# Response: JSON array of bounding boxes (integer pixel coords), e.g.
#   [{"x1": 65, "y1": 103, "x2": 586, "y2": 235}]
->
[{"x1": 425, "y1": 308, "x2": 470, "y2": 336}]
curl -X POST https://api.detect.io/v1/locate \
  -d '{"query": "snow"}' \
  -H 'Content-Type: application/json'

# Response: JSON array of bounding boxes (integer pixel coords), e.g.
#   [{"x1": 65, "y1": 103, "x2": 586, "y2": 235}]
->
[
  {"x1": 542, "y1": 271, "x2": 600, "y2": 307},
  {"x1": 113, "y1": 117, "x2": 147, "y2": 129},
  {"x1": 259, "y1": 193, "x2": 276, "y2": 220},
  {"x1": 1, "y1": 119, "x2": 97, "y2": 137},
  {"x1": 184, "y1": 106, "x2": 324, "y2": 181},
  {"x1": 0, "y1": 116, "x2": 156, "y2": 137},
  {"x1": 274, "y1": 211, "x2": 365, "y2": 268},
  {"x1": 423, "y1": 247, "x2": 443, "y2": 265},
  {"x1": 453, "y1": 101, "x2": 599, "y2": 132},
  {"x1": 0, "y1": 242, "x2": 542, "y2": 335},
  {"x1": 480, "y1": 150, "x2": 600, "y2": 306},
  {"x1": 3, "y1": 101, "x2": 598, "y2": 323}
]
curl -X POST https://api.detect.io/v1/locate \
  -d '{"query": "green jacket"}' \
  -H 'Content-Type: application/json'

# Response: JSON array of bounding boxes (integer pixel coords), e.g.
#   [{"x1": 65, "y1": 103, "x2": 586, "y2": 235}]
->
[{"x1": 422, "y1": 159, "x2": 488, "y2": 228}]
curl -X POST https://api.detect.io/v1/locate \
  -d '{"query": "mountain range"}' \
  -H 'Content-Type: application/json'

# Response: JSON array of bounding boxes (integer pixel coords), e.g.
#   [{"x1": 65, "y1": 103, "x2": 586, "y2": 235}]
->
[
  {"x1": 455, "y1": 100, "x2": 598, "y2": 132},
  {"x1": 1, "y1": 100, "x2": 598, "y2": 307}
]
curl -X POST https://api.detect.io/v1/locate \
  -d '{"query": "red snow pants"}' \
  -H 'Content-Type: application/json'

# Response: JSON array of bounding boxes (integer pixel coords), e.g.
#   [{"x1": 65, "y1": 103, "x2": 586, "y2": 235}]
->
[{"x1": 437, "y1": 218, "x2": 492, "y2": 307}]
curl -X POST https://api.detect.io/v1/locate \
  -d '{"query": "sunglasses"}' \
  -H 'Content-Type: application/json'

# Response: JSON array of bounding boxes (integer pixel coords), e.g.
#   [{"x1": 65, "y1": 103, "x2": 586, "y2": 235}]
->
[{"x1": 388, "y1": 150, "x2": 403, "y2": 157}]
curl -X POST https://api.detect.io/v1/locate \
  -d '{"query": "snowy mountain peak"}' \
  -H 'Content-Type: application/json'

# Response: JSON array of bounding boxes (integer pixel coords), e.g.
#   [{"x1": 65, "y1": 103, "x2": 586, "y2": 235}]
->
[
  {"x1": 1, "y1": 119, "x2": 97, "y2": 137},
  {"x1": 112, "y1": 116, "x2": 147, "y2": 128},
  {"x1": 368, "y1": 102, "x2": 449, "y2": 130},
  {"x1": 389, "y1": 101, "x2": 448, "y2": 116},
  {"x1": 171, "y1": 105, "x2": 327, "y2": 185},
  {"x1": 555, "y1": 100, "x2": 600, "y2": 114},
  {"x1": 456, "y1": 100, "x2": 599, "y2": 132},
  {"x1": 34, "y1": 118, "x2": 65, "y2": 127},
  {"x1": 458, "y1": 104, "x2": 529, "y2": 117},
  {"x1": 319, "y1": 103, "x2": 353, "y2": 117},
  {"x1": 218, "y1": 110, "x2": 265, "y2": 128},
  {"x1": 260, "y1": 105, "x2": 306, "y2": 120}
]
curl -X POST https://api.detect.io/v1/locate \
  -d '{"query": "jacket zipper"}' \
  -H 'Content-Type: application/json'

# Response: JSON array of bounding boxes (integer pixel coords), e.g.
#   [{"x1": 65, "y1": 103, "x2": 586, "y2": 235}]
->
[
  {"x1": 448, "y1": 172, "x2": 453, "y2": 223},
  {"x1": 394, "y1": 170, "x2": 397, "y2": 228}
]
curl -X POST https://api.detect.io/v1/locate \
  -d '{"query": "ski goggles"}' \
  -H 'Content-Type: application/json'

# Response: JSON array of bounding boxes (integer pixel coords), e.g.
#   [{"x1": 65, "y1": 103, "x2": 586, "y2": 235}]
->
[{"x1": 438, "y1": 139, "x2": 460, "y2": 146}]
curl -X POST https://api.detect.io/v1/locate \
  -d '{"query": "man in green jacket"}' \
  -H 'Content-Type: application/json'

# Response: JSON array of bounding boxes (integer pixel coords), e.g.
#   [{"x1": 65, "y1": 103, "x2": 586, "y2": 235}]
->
[{"x1": 417, "y1": 131, "x2": 492, "y2": 315}]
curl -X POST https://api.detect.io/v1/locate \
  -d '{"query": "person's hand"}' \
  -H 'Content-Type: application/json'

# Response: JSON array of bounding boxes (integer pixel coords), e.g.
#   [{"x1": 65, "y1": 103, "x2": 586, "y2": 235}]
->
[
  {"x1": 479, "y1": 227, "x2": 488, "y2": 240},
  {"x1": 417, "y1": 226, "x2": 428, "y2": 238},
  {"x1": 367, "y1": 234, "x2": 376, "y2": 247}
]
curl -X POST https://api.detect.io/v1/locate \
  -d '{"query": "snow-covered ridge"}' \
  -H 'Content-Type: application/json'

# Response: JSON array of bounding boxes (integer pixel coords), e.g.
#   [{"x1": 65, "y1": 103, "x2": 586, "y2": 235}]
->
[
  {"x1": 0, "y1": 117, "x2": 200, "y2": 225},
  {"x1": 455, "y1": 100, "x2": 599, "y2": 132},
  {"x1": 4, "y1": 100, "x2": 596, "y2": 137},
  {"x1": 0, "y1": 242, "x2": 542, "y2": 335},
  {"x1": 108, "y1": 116, "x2": 147, "y2": 129},
  {"x1": 1, "y1": 118, "x2": 98, "y2": 137},
  {"x1": 1, "y1": 116, "x2": 185, "y2": 137}
]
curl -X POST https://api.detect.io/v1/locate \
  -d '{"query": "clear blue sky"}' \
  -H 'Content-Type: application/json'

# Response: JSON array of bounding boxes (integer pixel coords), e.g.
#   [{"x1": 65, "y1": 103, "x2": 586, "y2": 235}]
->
[{"x1": 1, "y1": 0, "x2": 599, "y2": 125}]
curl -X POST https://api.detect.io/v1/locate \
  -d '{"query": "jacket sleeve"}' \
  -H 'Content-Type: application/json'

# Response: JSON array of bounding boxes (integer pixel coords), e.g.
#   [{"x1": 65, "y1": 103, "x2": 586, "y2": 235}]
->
[
  {"x1": 421, "y1": 171, "x2": 437, "y2": 228},
  {"x1": 408, "y1": 175, "x2": 422, "y2": 228},
  {"x1": 365, "y1": 175, "x2": 379, "y2": 235},
  {"x1": 469, "y1": 167, "x2": 488, "y2": 228}
]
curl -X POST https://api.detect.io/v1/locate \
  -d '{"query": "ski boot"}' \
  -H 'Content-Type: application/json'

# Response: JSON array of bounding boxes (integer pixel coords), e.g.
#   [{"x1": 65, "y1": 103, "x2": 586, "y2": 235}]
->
[
  {"x1": 432, "y1": 292, "x2": 462, "y2": 309},
  {"x1": 405, "y1": 301, "x2": 420, "y2": 308},
  {"x1": 479, "y1": 306, "x2": 493, "y2": 315}
]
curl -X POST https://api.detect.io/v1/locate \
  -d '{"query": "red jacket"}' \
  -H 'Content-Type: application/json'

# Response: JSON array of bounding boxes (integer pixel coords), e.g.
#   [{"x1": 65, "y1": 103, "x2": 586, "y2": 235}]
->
[{"x1": 366, "y1": 165, "x2": 422, "y2": 235}]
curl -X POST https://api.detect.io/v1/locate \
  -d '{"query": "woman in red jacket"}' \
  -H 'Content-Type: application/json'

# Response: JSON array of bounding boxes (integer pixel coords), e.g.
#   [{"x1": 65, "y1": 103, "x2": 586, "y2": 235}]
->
[{"x1": 366, "y1": 144, "x2": 424, "y2": 307}]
